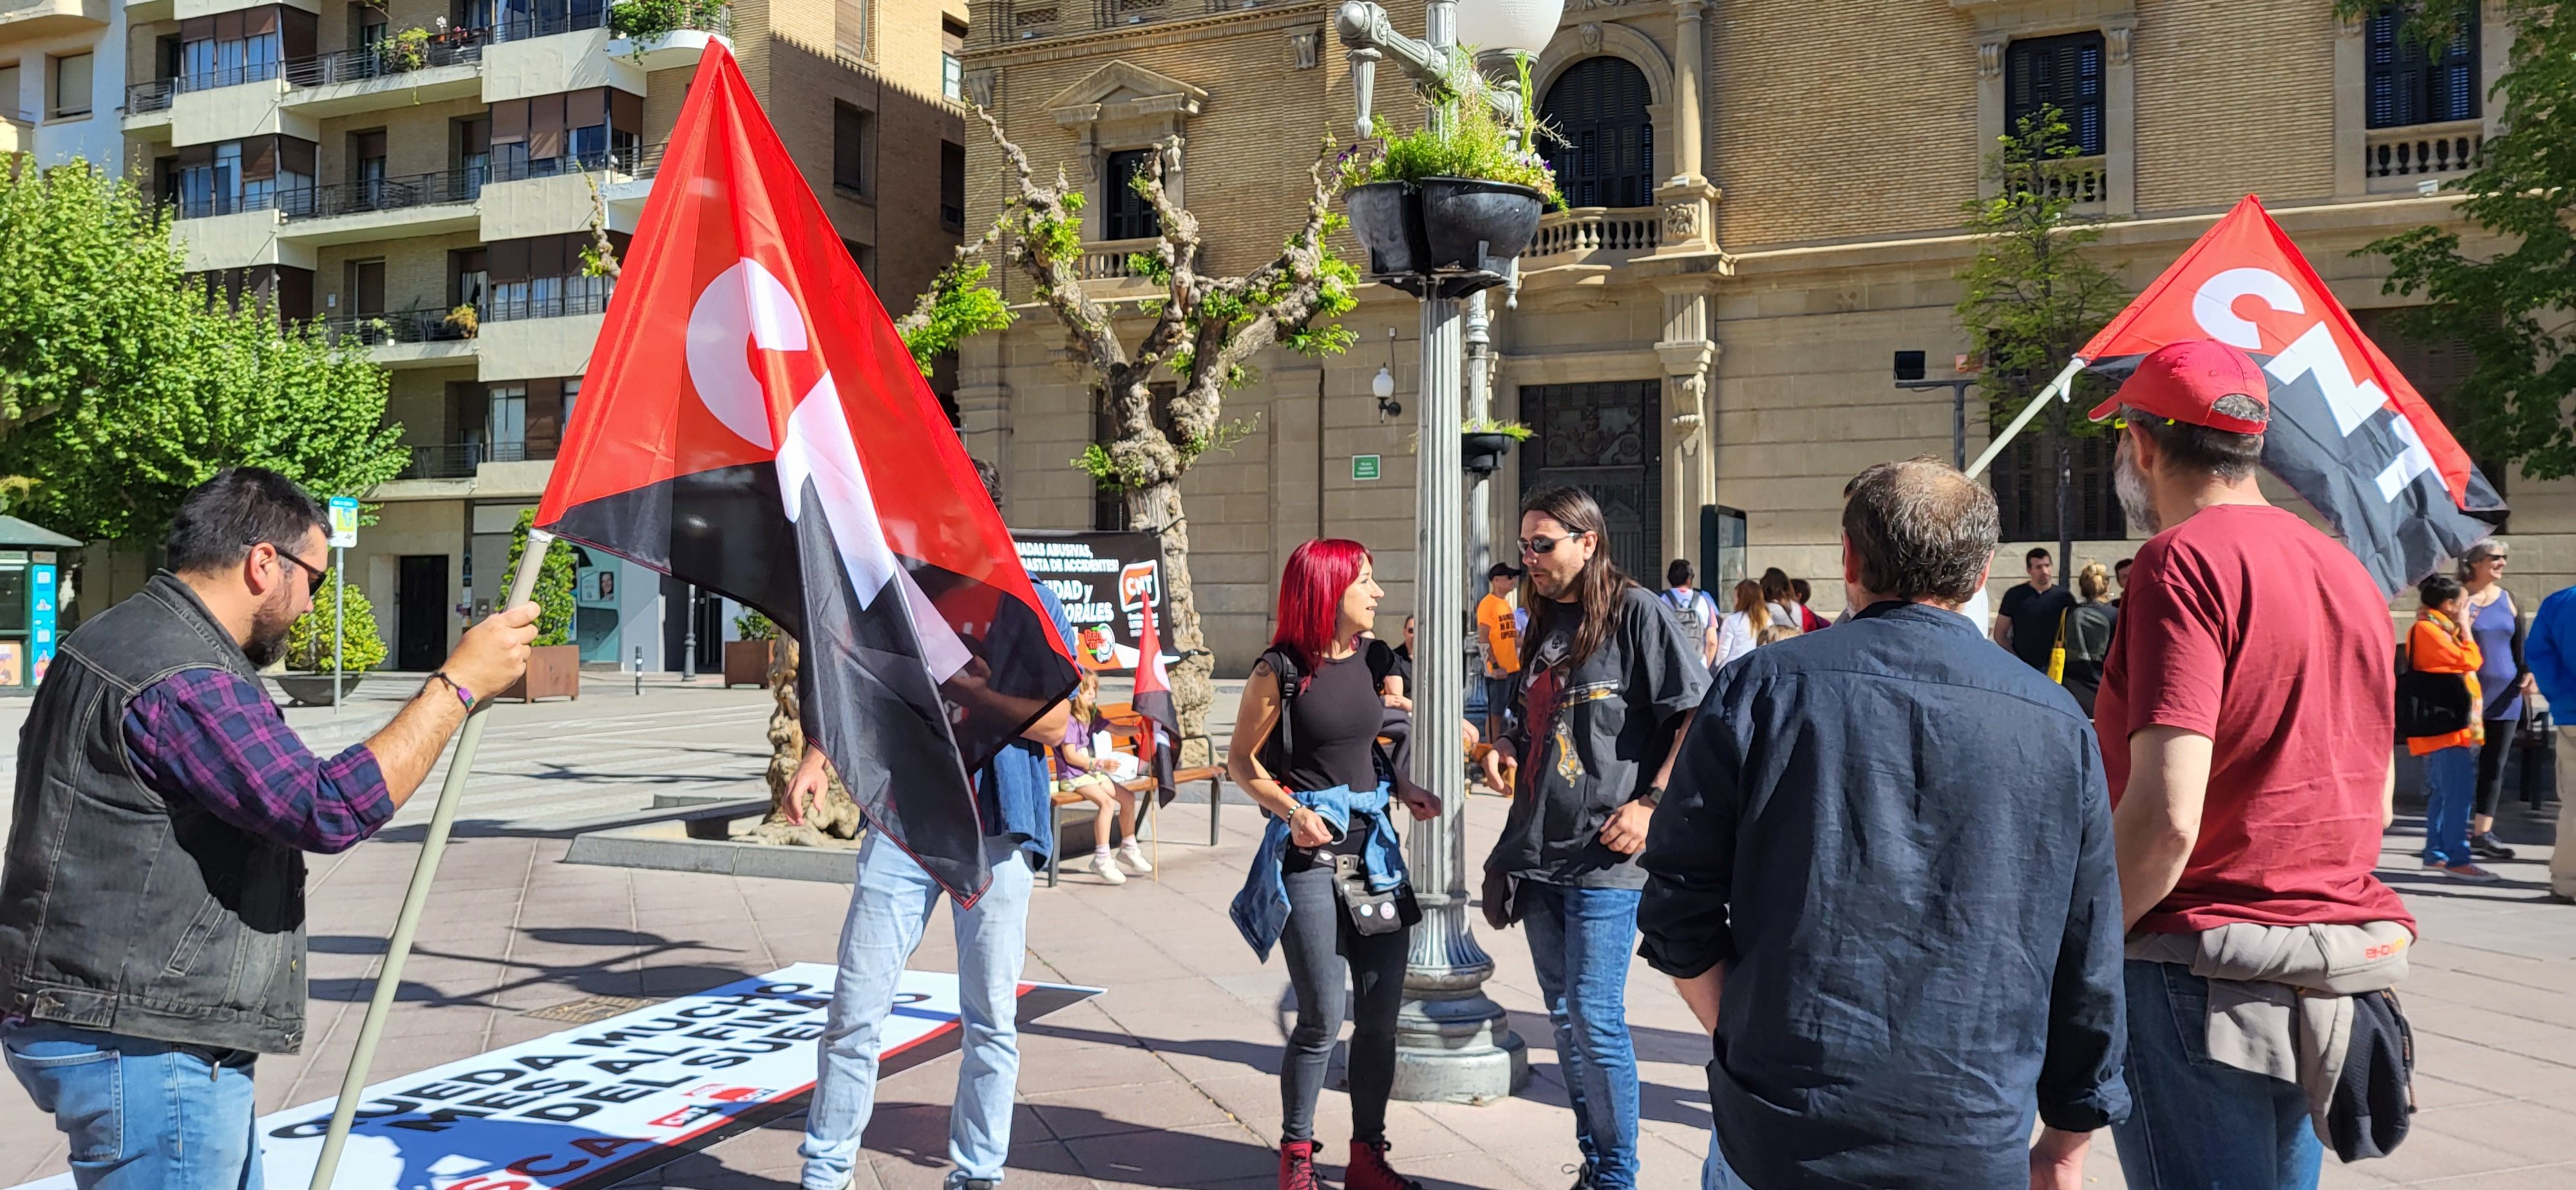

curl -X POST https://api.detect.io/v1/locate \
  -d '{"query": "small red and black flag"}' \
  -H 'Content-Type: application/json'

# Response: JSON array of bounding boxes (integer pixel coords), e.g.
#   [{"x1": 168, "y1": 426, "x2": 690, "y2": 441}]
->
[
  {"x1": 1130, "y1": 591, "x2": 1180, "y2": 809},
  {"x1": 2079, "y1": 195, "x2": 2500, "y2": 596},
  {"x1": 534, "y1": 44, "x2": 1077, "y2": 903}
]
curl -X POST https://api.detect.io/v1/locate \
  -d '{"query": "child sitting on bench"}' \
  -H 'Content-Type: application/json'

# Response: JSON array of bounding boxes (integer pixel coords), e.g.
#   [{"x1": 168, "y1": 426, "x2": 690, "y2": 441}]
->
[{"x1": 1056, "y1": 670, "x2": 1151, "y2": 884}]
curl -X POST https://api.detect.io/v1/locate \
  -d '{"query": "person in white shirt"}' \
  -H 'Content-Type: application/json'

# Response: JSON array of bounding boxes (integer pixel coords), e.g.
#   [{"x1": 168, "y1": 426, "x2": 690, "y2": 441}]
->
[{"x1": 1713, "y1": 579, "x2": 1776, "y2": 670}]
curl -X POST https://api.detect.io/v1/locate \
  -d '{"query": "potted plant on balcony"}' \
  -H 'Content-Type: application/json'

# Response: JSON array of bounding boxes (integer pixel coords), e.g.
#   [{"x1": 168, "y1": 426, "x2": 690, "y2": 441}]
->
[
  {"x1": 444, "y1": 303, "x2": 478, "y2": 338},
  {"x1": 1340, "y1": 55, "x2": 1558, "y2": 277},
  {"x1": 724, "y1": 609, "x2": 779, "y2": 688},
  {"x1": 1462, "y1": 417, "x2": 1531, "y2": 475},
  {"x1": 388, "y1": 26, "x2": 433, "y2": 73},
  {"x1": 610, "y1": 0, "x2": 727, "y2": 47},
  {"x1": 496, "y1": 509, "x2": 583, "y2": 701},
  {"x1": 275, "y1": 570, "x2": 385, "y2": 706}
]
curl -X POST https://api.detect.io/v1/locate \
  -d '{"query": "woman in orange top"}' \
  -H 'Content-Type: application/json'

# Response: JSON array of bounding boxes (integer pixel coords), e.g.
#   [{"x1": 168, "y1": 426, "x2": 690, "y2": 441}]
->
[{"x1": 2409, "y1": 573, "x2": 2498, "y2": 882}]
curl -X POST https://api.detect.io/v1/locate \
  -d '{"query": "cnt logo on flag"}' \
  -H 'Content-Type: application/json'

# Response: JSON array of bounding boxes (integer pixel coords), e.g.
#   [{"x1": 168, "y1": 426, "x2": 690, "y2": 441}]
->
[{"x1": 2078, "y1": 195, "x2": 2501, "y2": 596}]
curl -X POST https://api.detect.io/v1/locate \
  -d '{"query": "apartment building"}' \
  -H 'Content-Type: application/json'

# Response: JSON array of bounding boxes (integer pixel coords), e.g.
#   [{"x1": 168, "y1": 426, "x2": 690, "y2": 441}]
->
[
  {"x1": 109, "y1": 0, "x2": 970, "y2": 670},
  {"x1": 1, "y1": 0, "x2": 125, "y2": 165},
  {"x1": 958, "y1": 0, "x2": 2535, "y2": 673}
]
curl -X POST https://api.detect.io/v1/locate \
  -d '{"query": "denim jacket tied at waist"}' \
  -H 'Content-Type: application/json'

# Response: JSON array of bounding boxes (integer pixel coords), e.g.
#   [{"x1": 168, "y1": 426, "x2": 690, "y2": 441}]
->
[{"x1": 1228, "y1": 781, "x2": 1406, "y2": 961}]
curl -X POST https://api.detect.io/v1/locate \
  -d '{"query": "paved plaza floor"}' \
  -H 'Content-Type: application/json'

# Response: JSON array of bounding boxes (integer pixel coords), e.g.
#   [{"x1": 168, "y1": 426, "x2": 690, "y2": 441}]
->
[{"x1": 4, "y1": 684, "x2": 2575, "y2": 1188}]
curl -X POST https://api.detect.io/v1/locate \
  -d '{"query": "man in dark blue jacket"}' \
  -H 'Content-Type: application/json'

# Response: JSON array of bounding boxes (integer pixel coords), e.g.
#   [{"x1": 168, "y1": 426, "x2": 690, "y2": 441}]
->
[{"x1": 1640, "y1": 458, "x2": 2128, "y2": 1189}]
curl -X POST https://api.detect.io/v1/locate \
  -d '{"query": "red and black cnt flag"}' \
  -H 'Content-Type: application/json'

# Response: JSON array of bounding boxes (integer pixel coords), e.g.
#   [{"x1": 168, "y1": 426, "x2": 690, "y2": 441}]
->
[
  {"x1": 2078, "y1": 196, "x2": 2501, "y2": 597},
  {"x1": 1130, "y1": 590, "x2": 1180, "y2": 809},
  {"x1": 534, "y1": 44, "x2": 1078, "y2": 903}
]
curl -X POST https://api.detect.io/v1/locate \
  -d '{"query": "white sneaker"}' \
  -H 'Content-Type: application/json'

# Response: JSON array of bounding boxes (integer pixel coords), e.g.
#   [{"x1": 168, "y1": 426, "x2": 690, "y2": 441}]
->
[
  {"x1": 1089, "y1": 850, "x2": 1127, "y2": 884},
  {"x1": 1115, "y1": 842, "x2": 1154, "y2": 875}
]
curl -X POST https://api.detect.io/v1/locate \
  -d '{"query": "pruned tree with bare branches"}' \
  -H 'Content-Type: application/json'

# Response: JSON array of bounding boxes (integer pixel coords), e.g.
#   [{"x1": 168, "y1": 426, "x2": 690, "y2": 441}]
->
[{"x1": 926, "y1": 108, "x2": 1360, "y2": 751}]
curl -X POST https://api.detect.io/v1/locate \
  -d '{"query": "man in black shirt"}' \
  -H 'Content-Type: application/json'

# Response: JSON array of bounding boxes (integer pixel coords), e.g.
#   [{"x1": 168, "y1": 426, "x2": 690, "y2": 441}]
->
[
  {"x1": 1994, "y1": 546, "x2": 2077, "y2": 671},
  {"x1": 1640, "y1": 460, "x2": 2126, "y2": 1189}
]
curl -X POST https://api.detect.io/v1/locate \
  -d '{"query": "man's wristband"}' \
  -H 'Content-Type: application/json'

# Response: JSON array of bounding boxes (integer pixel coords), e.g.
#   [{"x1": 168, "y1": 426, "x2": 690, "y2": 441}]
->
[
  {"x1": 430, "y1": 670, "x2": 476, "y2": 710},
  {"x1": 1633, "y1": 786, "x2": 1663, "y2": 809}
]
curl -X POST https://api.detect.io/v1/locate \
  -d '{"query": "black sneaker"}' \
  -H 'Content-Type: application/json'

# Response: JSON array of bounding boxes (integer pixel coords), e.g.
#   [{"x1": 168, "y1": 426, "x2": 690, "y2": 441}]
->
[
  {"x1": 2471, "y1": 831, "x2": 2518, "y2": 860},
  {"x1": 1565, "y1": 1164, "x2": 1596, "y2": 1189}
]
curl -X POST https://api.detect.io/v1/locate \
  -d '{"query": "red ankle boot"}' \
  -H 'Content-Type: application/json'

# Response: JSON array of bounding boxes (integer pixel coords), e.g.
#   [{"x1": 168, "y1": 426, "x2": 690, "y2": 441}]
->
[
  {"x1": 1278, "y1": 1138, "x2": 1320, "y2": 1190},
  {"x1": 1345, "y1": 1139, "x2": 1425, "y2": 1190}
]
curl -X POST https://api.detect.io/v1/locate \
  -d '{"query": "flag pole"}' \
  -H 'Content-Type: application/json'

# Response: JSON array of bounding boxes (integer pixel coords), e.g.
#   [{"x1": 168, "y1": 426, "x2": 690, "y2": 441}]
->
[
  {"x1": 1964, "y1": 357, "x2": 2088, "y2": 479},
  {"x1": 305, "y1": 530, "x2": 554, "y2": 1190}
]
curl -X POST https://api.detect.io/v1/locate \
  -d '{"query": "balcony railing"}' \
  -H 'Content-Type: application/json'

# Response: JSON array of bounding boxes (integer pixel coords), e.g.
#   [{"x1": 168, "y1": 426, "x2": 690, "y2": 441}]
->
[
  {"x1": 171, "y1": 188, "x2": 298, "y2": 219},
  {"x1": 323, "y1": 308, "x2": 475, "y2": 346},
  {"x1": 1526, "y1": 207, "x2": 1660, "y2": 265},
  {"x1": 288, "y1": 167, "x2": 480, "y2": 220},
  {"x1": 1079, "y1": 238, "x2": 1160, "y2": 281},
  {"x1": 403, "y1": 440, "x2": 547, "y2": 480},
  {"x1": 282, "y1": 36, "x2": 487, "y2": 88},
  {"x1": 484, "y1": 278, "x2": 615, "y2": 323},
  {"x1": 990, "y1": 0, "x2": 1241, "y2": 41},
  {"x1": 607, "y1": 0, "x2": 732, "y2": 40},
  {"x1": 2367, "y1": 119, "x2": 2481, "y2": 186},
  {"x1": 2029, "y1": 155, "x2": 2105, "y2": 205},
  {"x1": 126, "y1": 77, "x2": 177, "y2": 113}
]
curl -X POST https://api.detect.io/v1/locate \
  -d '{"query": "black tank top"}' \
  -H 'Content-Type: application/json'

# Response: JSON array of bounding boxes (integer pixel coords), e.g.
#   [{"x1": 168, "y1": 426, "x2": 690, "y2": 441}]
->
[{"x1": 1274, "y1": 647, "x2": 1386, "y2": 794}]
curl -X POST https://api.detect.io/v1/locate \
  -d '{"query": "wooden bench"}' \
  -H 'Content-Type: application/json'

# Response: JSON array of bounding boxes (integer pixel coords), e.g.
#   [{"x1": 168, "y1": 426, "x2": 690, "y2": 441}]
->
[{"x1": 1042, "y1": 702, "x2": 1225, "y2": 887}]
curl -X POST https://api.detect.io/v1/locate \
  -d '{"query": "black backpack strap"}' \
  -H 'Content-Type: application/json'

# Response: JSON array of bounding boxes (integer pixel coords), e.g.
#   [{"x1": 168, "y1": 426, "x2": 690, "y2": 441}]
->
[
  {"x1": 1260, "y1": 646, "x2": 1302, "y2": 777},
  {"x1": 1363, "y1": 638, "x2": 1397, "y2": 692}
]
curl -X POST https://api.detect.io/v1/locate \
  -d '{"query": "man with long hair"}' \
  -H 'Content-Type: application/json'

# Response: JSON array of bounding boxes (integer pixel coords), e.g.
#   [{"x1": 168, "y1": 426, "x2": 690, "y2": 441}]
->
[
  {"x1": 1640, "y1": 459, "x2": 2126, "y2": 1189},
  {"x1": 1479, "y1": 486, "x2": 1708, "y2": 1190}
]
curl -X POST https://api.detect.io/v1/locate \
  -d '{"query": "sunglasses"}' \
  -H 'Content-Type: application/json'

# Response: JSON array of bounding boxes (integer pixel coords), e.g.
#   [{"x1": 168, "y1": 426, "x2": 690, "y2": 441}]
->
[
  {"x1": 1519, "y1": 532, "x2": 1587, "y2": 556},
  {"x1": 270, "y1": 545, "x2": 329, "y2": 596}
]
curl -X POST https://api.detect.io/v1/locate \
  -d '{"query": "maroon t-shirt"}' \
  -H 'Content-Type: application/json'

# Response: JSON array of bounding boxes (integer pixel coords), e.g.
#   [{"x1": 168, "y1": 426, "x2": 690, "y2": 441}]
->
[{"x1": 2096, "y1": 504, "x2": 2415, "y2": 934}]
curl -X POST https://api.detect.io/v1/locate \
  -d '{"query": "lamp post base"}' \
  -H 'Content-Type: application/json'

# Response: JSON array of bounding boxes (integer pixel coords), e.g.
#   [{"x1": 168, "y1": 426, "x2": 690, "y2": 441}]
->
[{"x1": 1391, "y1": 984, "x2": 1530, "y2": 1104}]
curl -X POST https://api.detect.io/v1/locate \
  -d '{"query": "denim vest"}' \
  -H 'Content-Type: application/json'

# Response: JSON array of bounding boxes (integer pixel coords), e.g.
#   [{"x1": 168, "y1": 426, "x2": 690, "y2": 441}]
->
[
  {"x1": 0, "y1": 574, "x2": 309, "y2": 1053},
  {"x1": 1228, "y1": 782, "x2": 1407, "y2": 961}
]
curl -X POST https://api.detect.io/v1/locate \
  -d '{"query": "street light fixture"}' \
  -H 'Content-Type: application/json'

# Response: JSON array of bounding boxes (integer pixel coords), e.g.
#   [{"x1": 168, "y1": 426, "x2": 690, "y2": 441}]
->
[
  {"x1": 1893, "y1": 349, "x2": 1976, "y2": 470},
  {"x1": 1336, "y1": 0, "x2": 1553, "y2": 1106}
]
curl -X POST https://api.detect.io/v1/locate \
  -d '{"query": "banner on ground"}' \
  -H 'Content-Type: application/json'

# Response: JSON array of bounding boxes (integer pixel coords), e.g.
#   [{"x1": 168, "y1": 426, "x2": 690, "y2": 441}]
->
[
  {"x1": 8, "y1": 965, "x2": 1097, "y2": 1190},
  {"x1": 1012, "y1": 530, "x2": 1175, "y2": 674}
]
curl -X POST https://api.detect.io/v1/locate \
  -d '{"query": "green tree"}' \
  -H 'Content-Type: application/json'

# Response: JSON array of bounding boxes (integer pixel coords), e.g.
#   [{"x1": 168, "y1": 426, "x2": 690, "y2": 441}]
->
[
  {"x1": 2349, "y1": 1, "x2": 2576, "y2": 477},
  {"x1": 0, "y1": 159, "x2": 412, "y2": 542},
  {"x1": 285, "y1": 571, "x2": 389, "y2": 673},
  {"x1": 1955, "y1": 106, "x2": 2130, "y2": 556},
  {"x1": 506, "y1": 508, "x2": 578, "y2": 645}
]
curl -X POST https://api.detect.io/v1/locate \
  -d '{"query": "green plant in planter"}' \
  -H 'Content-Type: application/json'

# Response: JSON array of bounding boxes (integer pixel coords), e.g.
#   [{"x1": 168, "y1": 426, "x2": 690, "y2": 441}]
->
[
  {"x1": 611, "y1": 0, "x2": 726, "y2": 42},
  {"x1": 285, "y1": 571, "x2": 388, "y2": 673},
  {"x1": 1463, "y1": 417, "x2": 1533, "y2": 441},
  {"x1": 735, "y1": 609, "x2": 779, "y2": 641},
  {"x1": 1336, "y1": 52, "x2": 1562, "y2": 208},
  {"x1": 444, "y1": 303, "x2": 478, "y2": 337},
  {"x1": 506, "y1": 508, "x2": 579, "y2": 647}
]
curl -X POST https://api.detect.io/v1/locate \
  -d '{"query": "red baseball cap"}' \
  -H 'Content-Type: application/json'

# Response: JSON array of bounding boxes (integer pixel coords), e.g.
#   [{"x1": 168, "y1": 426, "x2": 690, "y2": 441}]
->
[{"x1": 2087, "y1": 339, "x2": 2271, "y2": 434}]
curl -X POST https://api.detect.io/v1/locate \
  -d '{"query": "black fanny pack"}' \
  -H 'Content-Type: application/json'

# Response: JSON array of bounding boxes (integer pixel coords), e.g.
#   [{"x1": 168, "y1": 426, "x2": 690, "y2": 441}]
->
[{"x1": 1331, "y1": 853, "x2": 1405, "y2": 936}]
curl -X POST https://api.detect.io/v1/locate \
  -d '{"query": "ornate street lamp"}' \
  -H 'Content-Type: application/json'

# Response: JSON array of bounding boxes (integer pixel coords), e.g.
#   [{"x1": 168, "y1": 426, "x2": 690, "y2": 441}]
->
[{"x1": 1336, "y1": 0, "x2": 1562, "y2": 1105}]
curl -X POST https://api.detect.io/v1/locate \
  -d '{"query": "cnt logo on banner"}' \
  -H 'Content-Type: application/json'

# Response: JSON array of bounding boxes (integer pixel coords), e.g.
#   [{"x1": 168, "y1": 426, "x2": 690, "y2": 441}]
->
[
  {"x1": 1013, "y1": 530, "x2": 1175, "y2": 674},
  {"x1": 8, "y1": 967, "x2": 1097, "y2": 1190}
]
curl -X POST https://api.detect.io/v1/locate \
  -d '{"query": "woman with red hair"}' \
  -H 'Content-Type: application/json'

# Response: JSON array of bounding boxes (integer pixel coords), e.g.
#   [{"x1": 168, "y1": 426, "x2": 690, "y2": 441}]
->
[{"x1": 1226, "y1": 539, "x2": 1441, "y2": 1190}]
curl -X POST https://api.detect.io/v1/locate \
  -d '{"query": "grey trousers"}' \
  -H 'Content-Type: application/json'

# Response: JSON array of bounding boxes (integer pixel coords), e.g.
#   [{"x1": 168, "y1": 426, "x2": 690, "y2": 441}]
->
[{"x1": 1278, "y1": 862, "x2": 1409, "y2": 1146}]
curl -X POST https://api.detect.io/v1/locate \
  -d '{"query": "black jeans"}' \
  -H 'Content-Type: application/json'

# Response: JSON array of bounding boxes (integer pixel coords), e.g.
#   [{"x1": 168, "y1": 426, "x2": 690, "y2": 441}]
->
[
  {"x1": 2476, "y1": 718, "x2": 2515, "y2": 818},
  {"x1": 1278, "y1": 864, "x2": 1409, "y2": 1145}
]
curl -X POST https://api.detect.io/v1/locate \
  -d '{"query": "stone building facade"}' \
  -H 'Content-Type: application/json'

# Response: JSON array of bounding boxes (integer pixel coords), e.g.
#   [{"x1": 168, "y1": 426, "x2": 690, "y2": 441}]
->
[{"x1": 960, "y1": 0, "x2": 2550, "y2": 676}]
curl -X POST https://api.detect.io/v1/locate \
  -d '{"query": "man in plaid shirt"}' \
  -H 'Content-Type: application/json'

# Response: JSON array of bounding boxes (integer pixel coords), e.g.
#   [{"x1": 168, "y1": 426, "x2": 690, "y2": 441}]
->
[{"x1": 0, "y1": 468, "x2": 538, "y2": 1188}]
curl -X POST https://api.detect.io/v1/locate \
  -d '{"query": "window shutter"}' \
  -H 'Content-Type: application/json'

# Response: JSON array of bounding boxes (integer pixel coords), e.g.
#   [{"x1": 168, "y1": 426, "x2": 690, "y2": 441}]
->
[
  {"x1": 1539, "y1": 57, "x2": 1655, "y2": 211},
  {"x1": 833, "y1": 102, "x2": 865, "y2": 191}
]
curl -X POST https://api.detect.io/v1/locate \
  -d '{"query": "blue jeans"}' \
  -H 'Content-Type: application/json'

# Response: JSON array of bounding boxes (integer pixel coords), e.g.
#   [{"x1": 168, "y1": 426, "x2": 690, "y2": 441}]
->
[
  {"x1": 2421, "y1": 744, "x2": 2478, "y2": 867},
  {"x1": 1701, "y1": 1128, "x2": 1747, "y2": 1189},
  {"x1": 1522, "y1": 882, "x2": 1643, "y2": 1190},
  {"x1": 2, "y1": 1020, "x2": 261, "y2": 1189},
  {"x1": 2111, "y1": 960, "x2": 2322, "y2": 1190},
  {"x1": 800, "y1": 833, "x2": 1034, "y2": 1190}
]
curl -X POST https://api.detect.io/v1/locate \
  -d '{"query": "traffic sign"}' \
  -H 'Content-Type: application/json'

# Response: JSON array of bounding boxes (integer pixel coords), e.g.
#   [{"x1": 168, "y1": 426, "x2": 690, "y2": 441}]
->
[{"x1": 327, "y1": 496, "x2": 360, "y2": 549}]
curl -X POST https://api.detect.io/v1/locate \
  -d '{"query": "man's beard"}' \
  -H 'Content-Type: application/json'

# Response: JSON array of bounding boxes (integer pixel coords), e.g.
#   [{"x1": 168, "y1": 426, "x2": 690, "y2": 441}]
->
[
  {"x1": 244, "y1": 590, "x2": 297, "y2": 668},
  {"x1": 2115, "y1": 436, "x2": 2161, "y2": 534}
]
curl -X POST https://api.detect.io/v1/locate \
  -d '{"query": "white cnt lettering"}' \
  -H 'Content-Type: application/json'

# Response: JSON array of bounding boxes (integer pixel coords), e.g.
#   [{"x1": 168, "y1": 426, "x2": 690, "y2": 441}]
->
[
  {"x1": 2263, "y1": 321, "x2": 2390, "y2": 439},
  {"x1": 2378, "y1": 412, "x2": 2439, "y2": 502},
  {"x1": 2191, "y1": 267, "x2": 2306, "y2": 350}
]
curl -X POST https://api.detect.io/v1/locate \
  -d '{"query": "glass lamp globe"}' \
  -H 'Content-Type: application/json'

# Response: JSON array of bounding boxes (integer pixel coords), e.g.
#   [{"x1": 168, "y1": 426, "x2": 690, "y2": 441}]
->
[
  {"x1": 1372, "y1": 365, "x2": 1396, "y2": 400},
  {"x1": 1455, "y1": 0, "x2": 1564, "y2": 58}
]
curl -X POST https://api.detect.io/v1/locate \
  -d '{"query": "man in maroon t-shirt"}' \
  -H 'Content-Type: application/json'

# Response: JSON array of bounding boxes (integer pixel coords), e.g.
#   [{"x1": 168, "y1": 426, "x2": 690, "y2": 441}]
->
[{"x1": 2090, "y1": 340, "x2": 2415, "y2": 1190}]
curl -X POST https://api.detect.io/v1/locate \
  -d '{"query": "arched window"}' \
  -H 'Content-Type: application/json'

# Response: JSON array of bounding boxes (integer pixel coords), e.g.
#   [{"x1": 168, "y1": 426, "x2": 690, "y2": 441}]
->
[{"x1": 1541, "y1": 57, "x2": 1654, "y2": 209}]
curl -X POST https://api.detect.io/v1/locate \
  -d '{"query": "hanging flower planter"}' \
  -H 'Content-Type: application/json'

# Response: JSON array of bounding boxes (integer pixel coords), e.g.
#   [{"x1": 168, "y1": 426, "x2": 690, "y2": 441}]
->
[
  {"x1": 1463, "y1": 431, "x2": 1516, "y2": 475},
  {"x1": 1345, "y1": 178, "x2": 1545, "y2": 278}
]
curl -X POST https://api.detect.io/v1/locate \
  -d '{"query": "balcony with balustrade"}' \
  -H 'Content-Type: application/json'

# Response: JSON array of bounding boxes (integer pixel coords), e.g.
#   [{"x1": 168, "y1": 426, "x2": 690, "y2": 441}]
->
[
  {"x1": 278, "y1": 34, "x2": 488, "y2": 118},
  {"x1": 399, "y1": 440, "x2": 552, "y2": 481},
  {"x1": 274, "y1": 167, "x2": 483, "y2": 245},
  {"x1": 1075, "y1": 237, "x2": 1162, "y2": 294},
  {"x1": 321, "y1": 308, "x2": 478, "y2": 369},
  {"x1": 2366, "y1": 119, "x2": 2481, "y2": 194},
  {"x1": 1522, "y1": 208, "x2": 1662, "y2": 274},
  {"x1": 605, "y1": 0, "x2": 733, "y2": 69}
]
